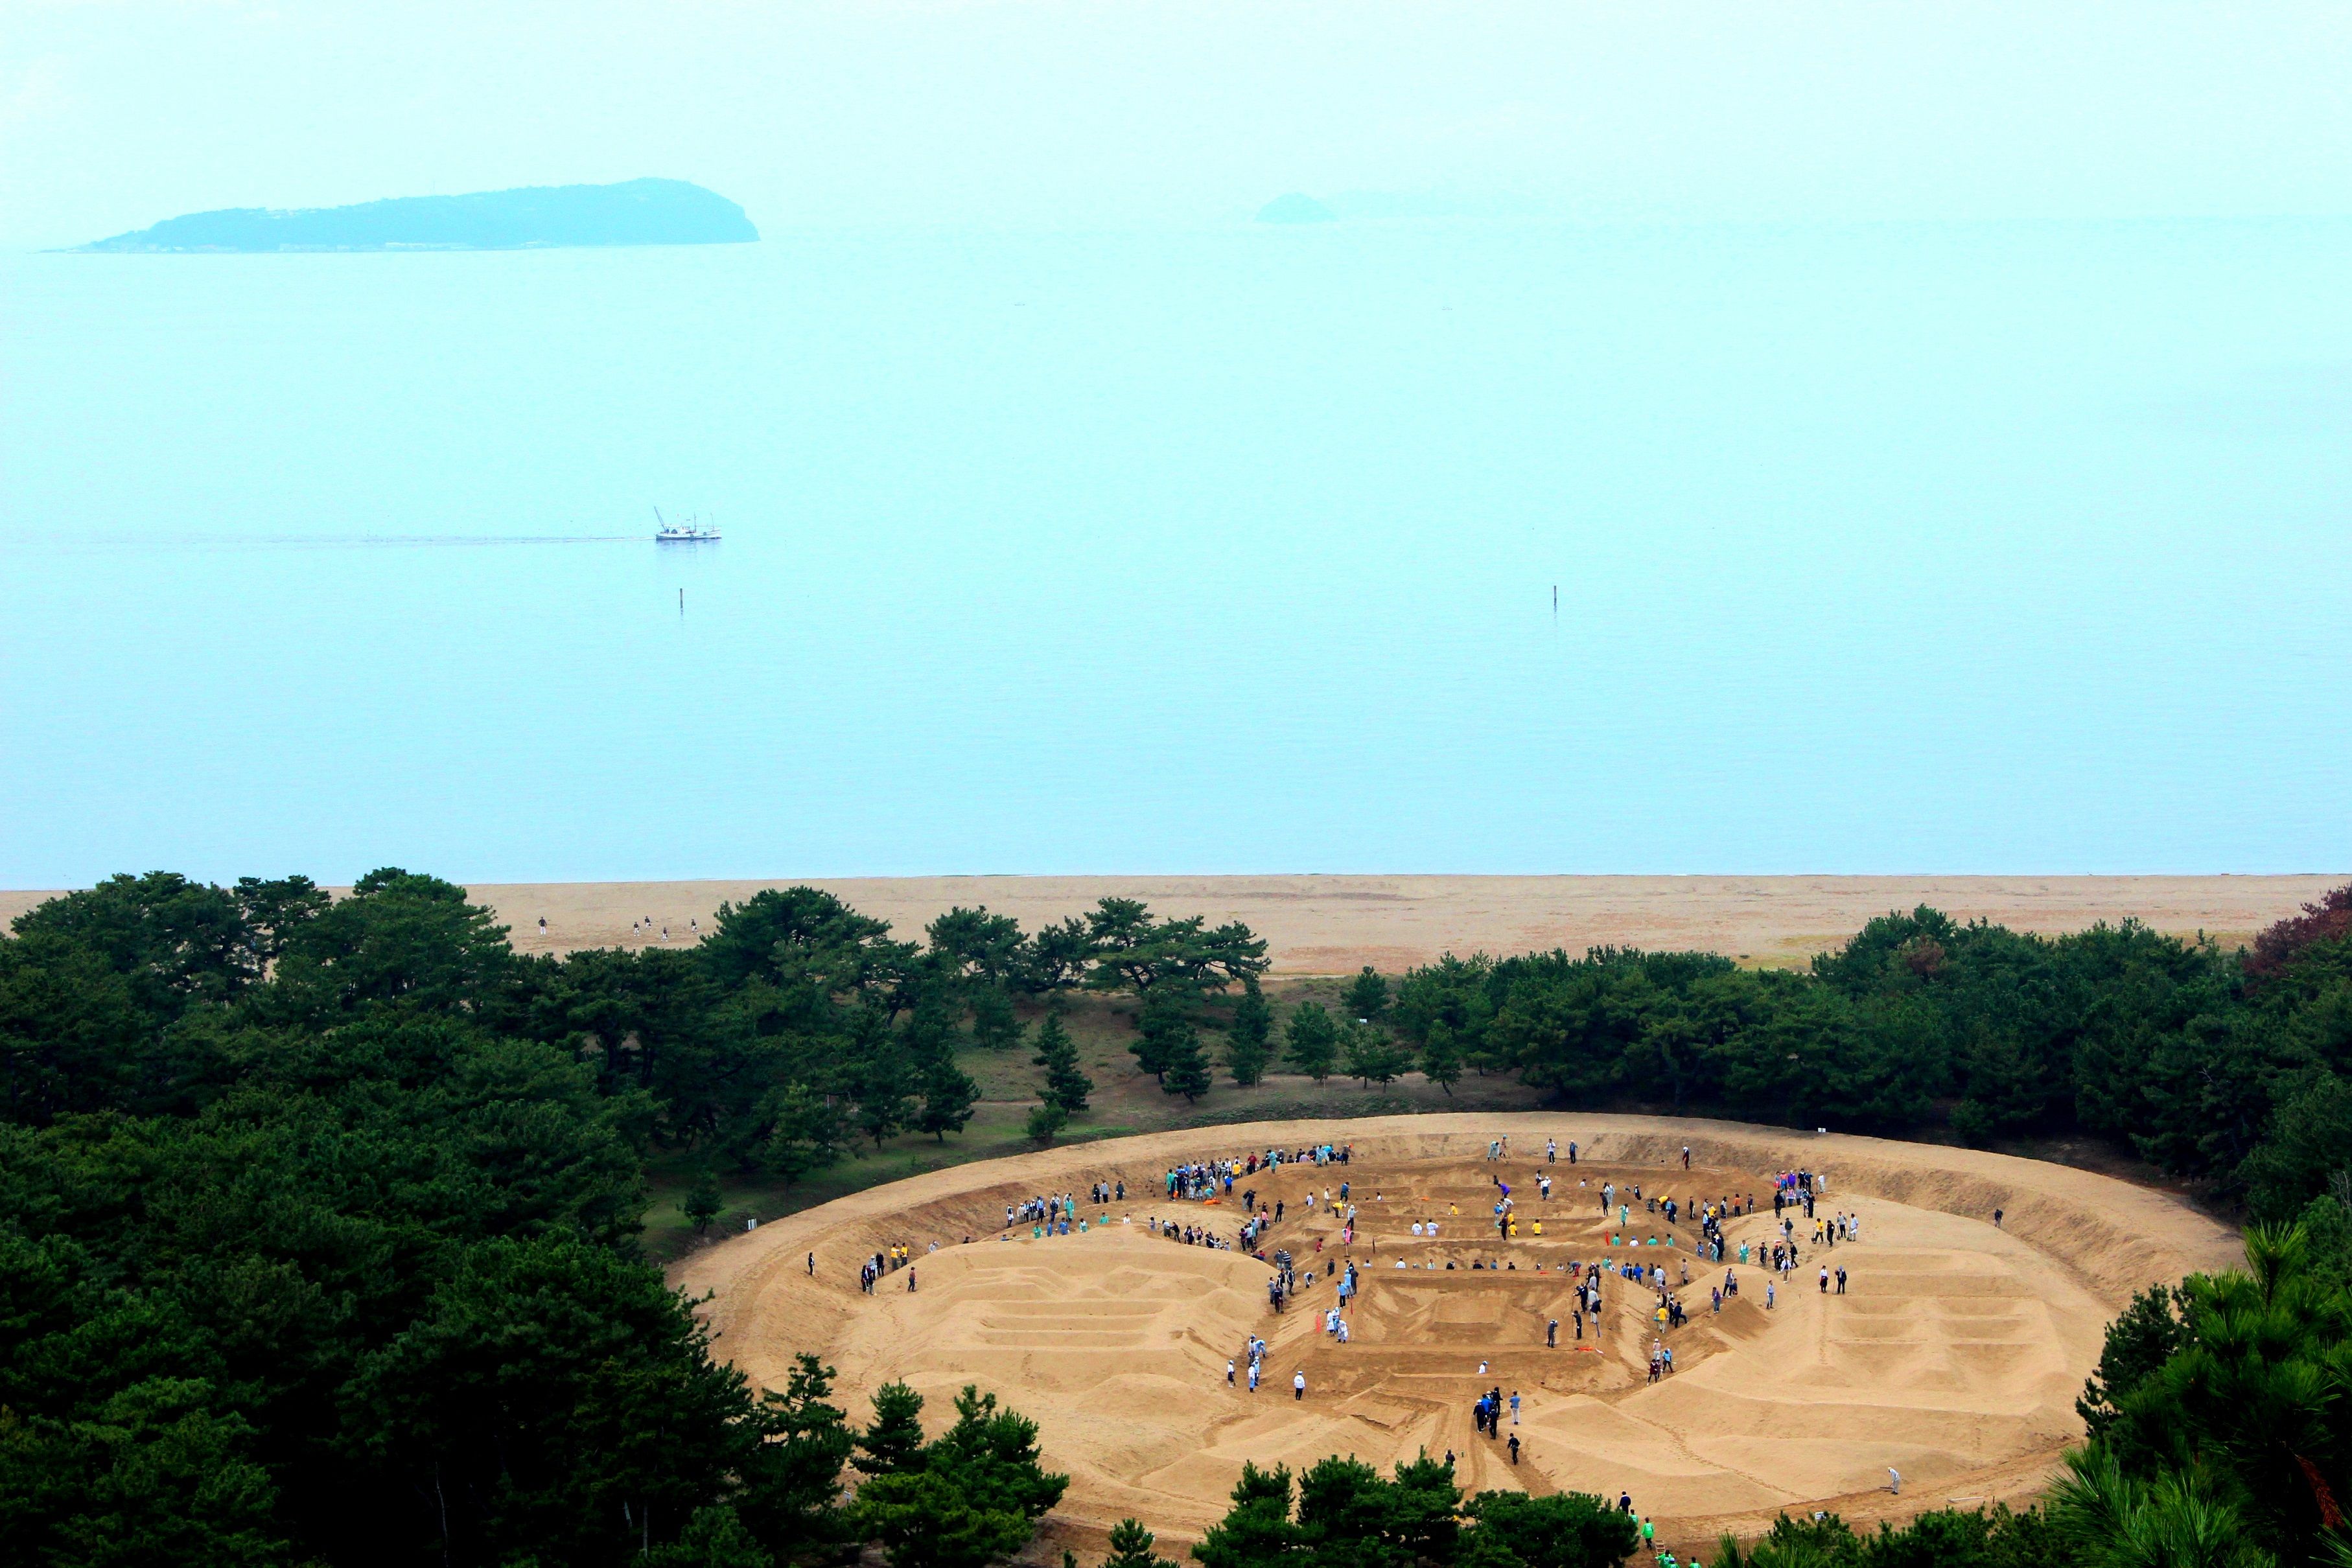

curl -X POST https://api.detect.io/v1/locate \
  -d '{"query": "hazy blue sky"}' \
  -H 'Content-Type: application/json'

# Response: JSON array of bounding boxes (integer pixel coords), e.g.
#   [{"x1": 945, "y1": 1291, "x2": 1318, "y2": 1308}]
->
[{"x1": 6, "y1": 1, "x2": 2351, "y2": 248}]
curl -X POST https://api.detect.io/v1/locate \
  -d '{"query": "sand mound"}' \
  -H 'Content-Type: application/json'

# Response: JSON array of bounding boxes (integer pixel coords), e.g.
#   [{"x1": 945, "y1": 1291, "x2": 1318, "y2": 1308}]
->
[{"x1": 676, "y1": 1114, "x2": 2241, "y2": 1554}]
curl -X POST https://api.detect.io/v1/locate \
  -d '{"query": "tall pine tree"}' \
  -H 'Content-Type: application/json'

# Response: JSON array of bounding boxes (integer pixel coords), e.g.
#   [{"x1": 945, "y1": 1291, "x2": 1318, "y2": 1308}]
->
[
  {"x1": 1030, "y1": 1010, "x2": 1093, "y2": 1113},
  {"x1": 1224, "y1": 979, "x2": 1273, "y2": 1087},
  {"x1": 1284, "y1": 1001, "x2": 1339, "y2": 1085},
  {"x1": 1161, "y1": 1022, "x2": 1213, "y2": 1103}
]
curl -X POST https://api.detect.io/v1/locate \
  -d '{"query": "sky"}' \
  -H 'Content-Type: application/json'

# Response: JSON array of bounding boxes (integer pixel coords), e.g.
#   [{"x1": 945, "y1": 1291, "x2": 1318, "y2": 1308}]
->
[{"x1": 5, "y1": 1, "x2": 2352, "y2": 248}]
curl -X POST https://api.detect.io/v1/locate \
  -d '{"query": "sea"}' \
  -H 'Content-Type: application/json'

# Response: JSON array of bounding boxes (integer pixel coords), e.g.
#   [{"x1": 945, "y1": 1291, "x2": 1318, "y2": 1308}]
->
[{"x1": 3, "y1": 218, "x2": 2349, "y2": 887}]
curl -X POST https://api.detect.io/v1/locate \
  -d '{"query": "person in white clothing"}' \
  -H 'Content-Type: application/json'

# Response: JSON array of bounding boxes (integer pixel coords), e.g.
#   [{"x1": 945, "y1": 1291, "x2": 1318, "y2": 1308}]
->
[{"x1": 1294, "y1": 1371, "x2": 1306, "y2": 1400}]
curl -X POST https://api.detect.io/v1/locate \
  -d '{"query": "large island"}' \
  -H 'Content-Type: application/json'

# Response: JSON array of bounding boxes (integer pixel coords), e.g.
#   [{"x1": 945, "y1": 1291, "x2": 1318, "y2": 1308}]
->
[{"x1": 79, "y1": 177, "x2": 756, "y2": 253}]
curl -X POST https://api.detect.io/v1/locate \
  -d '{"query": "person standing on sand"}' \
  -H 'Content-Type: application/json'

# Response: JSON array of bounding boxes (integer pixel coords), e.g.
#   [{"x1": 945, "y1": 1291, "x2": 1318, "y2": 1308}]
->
[
  {"x1": 1509, "y1": 1390, "x2": 1520, "y2": 1424},
  {"x1": 1819, "y1": 1266, "x2": 1829, "y2": 1293},
  {"x1": 1228, "y1": 1359, "x2": 1237, "y2": 1385},
  {"x1": 1548, "y1": 1318, "x2": 1558, "y2": 1348},
  {"x1": 1889, "y1": 1467, "x2": 1902, "y2": 1495},
  {"x1": 1508, "y1": 1433, "x2": 1521, "y2": 1465},
  {"x1": 1294, "y1": 1370, "x2": 1306, "y2": 1401},
  {"x1": 907, "y1": 1267, "x2": 916, "y2": 1292}
]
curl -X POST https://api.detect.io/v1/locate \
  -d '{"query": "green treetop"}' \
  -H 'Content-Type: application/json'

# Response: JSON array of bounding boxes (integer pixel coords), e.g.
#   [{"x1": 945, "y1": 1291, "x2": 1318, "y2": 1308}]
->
[
  {"x1": 1030, "y1": 1010, "x2": 1093, "y2": 1113},
  {"x1": 1283, "y1": 1002, "x2": 1340, "y2": 1084}
]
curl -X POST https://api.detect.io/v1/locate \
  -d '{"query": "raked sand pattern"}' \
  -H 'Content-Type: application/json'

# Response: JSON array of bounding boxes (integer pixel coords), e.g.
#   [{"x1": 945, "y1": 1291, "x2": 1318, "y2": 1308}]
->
[{"x1": 674, "y1": 1114, "x2": 2243, "y2": 1557}]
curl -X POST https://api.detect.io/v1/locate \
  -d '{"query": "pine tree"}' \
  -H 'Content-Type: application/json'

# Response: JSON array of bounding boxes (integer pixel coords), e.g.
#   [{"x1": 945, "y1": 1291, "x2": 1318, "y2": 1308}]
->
[
  {"x1": 1342, "y1": 1023, "x2": 1414, "y2": 1088},
  {"x1": 761, "y1": 1080, "x2": 848, "y2": 1182},
  {"x1": 907, "y1": 991, "x2": 979, "y2": 1143},
  {"x1": 1344, "y1": 965, "x2": 1390, "y2": 1023},
  {"x1": 970, "y1": 982, "x2": 1023, "y2": 1051},
  {"x1": 1102, "y1": 1518, "x2": 1178, "y2": 1568},
  {"x1": 1133, "y1": 986, "x2": 1196, "y2": 1085},
  {"x1": 1031, "y1": 1011, "x2": 1093, "y2": 1113},
  {"x1": 1161, "y1": 1021, "x2": 1213, "y2": 1103},
  {"x1": 1225, "y1": 980, "x2": 1272, "y2": 1087},
  {"x1": 914, "y1": 1037, "x2": 979, "y2": 1142},
  {"x1": 1026, "y1": 1102, "x2": 1068, "y2": 1144},
  {"x1": 854, "y1": 1382, "x2": 929, "y2": 1476},
  {"x1": 1284, "y1": 1001, "x2": 1339, "y2": 1085},
  {"x1": 852, "y1": 1017, "x2": 913, "y2": 1149},
  {"x1": 1419, "y1": 1021, "x2": 1462, "y2": 1096},
  {"x1": 684, "y1": 1164, "x2": 723, "y2": 1234}
]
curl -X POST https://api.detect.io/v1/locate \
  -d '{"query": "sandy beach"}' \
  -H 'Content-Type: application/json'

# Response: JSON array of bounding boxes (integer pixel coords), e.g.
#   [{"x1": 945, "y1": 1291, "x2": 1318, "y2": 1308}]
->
[{"x1": 8, "y1": 874, "x2": 2329, "y2": 973}]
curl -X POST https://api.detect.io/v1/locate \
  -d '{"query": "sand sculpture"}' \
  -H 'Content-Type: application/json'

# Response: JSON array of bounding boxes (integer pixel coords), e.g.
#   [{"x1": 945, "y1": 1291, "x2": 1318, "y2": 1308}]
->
[{"x1": 675, "y1": 1113, "x2": 2242, "y2": 1555}]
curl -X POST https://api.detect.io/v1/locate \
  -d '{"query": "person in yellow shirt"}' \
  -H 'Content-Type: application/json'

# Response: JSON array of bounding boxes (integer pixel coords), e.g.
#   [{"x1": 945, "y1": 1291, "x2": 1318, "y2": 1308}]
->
[{"x1": 1532, "y1": 1219, "x2": 1543, "y2": 1237}]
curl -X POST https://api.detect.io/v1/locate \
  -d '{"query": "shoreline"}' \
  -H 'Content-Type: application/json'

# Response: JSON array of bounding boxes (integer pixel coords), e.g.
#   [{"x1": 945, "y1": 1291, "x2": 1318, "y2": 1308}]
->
[{"x1": 4, "y1": 873, "x2": 2336, "y2": 971}]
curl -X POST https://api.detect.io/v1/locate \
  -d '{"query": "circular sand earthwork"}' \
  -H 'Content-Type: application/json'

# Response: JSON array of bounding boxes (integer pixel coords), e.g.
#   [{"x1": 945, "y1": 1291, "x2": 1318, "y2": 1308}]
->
[{"x1": 674, "y1": 1114, "x2": 2241, "y2": 1556}]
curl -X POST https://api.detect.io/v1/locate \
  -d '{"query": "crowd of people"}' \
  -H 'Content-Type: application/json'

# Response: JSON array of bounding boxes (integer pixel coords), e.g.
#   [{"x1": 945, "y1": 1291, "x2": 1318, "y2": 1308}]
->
[{"x1": 835, "y1": 1130, "x2": 1876, "y2": 1567}]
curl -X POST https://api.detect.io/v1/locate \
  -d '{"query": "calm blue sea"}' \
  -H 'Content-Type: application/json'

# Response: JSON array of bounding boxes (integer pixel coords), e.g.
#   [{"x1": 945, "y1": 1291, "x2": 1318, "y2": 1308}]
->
[{"x1": 3, "y1": 219, "x2": 2348, "y2": 886}]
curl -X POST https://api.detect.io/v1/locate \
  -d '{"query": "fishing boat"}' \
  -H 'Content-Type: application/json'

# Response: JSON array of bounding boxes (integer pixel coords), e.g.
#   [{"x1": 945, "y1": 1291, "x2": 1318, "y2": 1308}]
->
[{"x1": 653, "y1": 507, "x2": 721, "y2": 542}]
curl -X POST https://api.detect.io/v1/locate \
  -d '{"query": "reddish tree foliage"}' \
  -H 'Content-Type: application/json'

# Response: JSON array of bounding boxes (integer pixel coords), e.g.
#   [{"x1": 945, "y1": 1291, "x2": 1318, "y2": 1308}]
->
[{"x1": 2245, "y1": 884, "x2": 2352, "y2": 984}]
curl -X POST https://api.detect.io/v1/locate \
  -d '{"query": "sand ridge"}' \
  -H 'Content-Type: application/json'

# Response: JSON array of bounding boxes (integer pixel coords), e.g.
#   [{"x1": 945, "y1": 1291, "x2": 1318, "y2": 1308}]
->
[{"x1": 675, "y1": 1113, "x2": 2241, "y2": 1554}]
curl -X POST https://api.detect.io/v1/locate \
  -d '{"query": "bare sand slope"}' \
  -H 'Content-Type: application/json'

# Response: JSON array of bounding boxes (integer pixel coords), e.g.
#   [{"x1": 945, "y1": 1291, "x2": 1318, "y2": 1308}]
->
[
  {"x1": 9, "y1": 875, "x2": 2323, "y2": 973},
  {"x1": 675, "y1": 1113, "x2": 2241, "y2": 1556}
]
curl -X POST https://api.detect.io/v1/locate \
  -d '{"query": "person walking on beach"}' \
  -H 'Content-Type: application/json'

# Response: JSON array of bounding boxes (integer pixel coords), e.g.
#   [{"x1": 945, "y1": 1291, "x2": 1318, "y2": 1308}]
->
[
  {"x1": 1509, "y1": 1390, "x2": 1521, "y2": 1425},
  {"x1": 1508, "y1": 1433, "x2": 1521, "y2": 1466},
  {"x1": 806, "y1": 1252, "x2": 815, "y2": 1276},
  {"x1": 1228, "y1": 1359, "x2": 1237, "y2": 1386},
  {"x1": 1819, "y1": 1266, "x2": 1829, "y2": 1294},
  {"x1": 1888, "y1": 1467, "x2": 1902, "y2": 1495}
]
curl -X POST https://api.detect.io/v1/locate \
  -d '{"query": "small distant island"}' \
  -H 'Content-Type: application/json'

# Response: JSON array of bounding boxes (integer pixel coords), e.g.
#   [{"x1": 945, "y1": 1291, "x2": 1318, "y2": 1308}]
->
[
  {"x1": 79, "y1": 178, "x2": 758, "y2": 253},
  {"x1": 1256, "y1": 192, "x2": 1336, "y2": 224}
]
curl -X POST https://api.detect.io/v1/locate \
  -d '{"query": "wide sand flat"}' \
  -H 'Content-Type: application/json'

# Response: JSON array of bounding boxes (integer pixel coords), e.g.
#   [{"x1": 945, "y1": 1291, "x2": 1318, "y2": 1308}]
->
[
  {"x1": 8, "y1": 875, "x2": 2328, "y2": 972},
  {"x1": 675, "y1": 1113, "x2": 2241, "y2": 1556}
]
